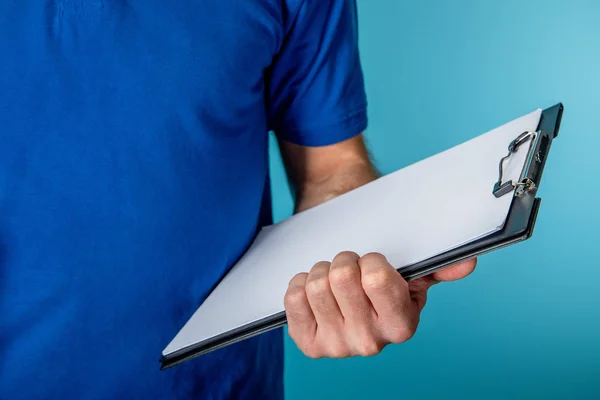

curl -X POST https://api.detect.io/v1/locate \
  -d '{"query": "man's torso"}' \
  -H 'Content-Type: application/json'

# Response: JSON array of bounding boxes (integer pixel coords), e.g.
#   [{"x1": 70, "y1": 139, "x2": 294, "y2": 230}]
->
[{"x1": 0, "y1": 1, "x2": 293, "y2": 398}]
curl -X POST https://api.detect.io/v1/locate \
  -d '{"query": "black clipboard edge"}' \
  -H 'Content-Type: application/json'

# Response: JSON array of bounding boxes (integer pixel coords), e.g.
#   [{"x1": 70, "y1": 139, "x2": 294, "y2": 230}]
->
[
  {"x1": 160, "y1": 200, "x2": 542, "y2": 371},
  {"x1": 160, "y1": 103, "x2": 563, "y2": 370}
]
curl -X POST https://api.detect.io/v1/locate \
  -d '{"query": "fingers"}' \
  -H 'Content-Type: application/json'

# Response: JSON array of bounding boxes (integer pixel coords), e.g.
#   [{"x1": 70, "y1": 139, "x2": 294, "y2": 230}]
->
[
  {"x1": 284, "y1": 252, "x2": 478, "y2": 360},
  {"x1": 304, "y1": 261, "x2": 344, "y2": 329},
  {"x1": 329, "y1": 251, "x2": 381, "y2": 355},
  {"x1": 286, "y1": 261, "x2": 347, "y2": 358},
  {"x1": 284, "y1": 272, "x2": 317, "y2": 348},
  {"x1": 358, "y1": 253, "x2": 418, "y2": 344},
  {"x1": 358, "y1": 253, "x2": 410, "y2": 317},
  {"x1": 329, "y1": 251, "x2": 374, "y2": 323}
]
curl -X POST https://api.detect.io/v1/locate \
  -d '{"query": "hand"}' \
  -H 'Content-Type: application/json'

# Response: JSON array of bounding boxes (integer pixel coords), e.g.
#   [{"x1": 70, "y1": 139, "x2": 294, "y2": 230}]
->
[{"x1": 284, "y1": 251, "x2": 476, "y2": 358}]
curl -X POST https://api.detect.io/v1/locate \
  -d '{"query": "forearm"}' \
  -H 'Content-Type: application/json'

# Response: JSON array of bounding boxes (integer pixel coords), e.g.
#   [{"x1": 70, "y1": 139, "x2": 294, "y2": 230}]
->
[{"x1": 294, "y1": 159, "x2": 379, "y2": 213}]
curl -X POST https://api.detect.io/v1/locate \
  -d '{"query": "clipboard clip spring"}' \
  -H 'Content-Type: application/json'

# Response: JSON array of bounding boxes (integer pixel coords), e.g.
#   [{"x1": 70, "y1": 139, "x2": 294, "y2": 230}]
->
[{"x1": 493, "y1": 131, "x2": 538, "y2": 198}]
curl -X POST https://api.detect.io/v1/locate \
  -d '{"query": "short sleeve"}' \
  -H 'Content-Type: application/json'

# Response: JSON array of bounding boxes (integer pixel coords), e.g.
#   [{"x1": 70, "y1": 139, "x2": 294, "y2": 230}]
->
[{"x1": 266, "y1": 0, "x2": 368, "y2": 147}]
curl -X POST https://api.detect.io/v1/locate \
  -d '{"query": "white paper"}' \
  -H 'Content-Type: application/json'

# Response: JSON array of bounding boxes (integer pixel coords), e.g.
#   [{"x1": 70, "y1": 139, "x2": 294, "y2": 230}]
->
[{"x1": 163, "y1": 108, "x2": 542, "y2": 356}]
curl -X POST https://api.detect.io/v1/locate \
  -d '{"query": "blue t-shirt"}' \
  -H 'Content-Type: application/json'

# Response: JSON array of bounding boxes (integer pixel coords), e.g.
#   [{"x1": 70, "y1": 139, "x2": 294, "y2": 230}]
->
[{"x1": 0, "y1": 1, "x2": 367, "y2": 399}]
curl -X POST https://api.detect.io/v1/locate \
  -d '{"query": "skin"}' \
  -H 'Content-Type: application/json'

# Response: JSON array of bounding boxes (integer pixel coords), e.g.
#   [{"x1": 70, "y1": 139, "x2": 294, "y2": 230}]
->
[{"x1": 279, "y1": 134, "x2": 477, "y2": 358}]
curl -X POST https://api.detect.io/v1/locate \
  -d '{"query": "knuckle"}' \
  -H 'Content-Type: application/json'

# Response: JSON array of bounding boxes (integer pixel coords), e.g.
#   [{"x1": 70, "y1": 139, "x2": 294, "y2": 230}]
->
[
  {"x1": 302, "y1": 346, "x2": 323, "y2": 359},
  {"x1": 359, "y1": 252, "x2": 387, "y2": 266},
  {"x1": 362, "y1": 268, "x2": 393, "y2": 291},
  {"x1": 289, "y1": 272, "x2": 308, "y2": 285},
  {"x1": 326, "y1": 343, "x2": 350, "y2": 359},
  {"x1": 329, "y1": 264, "x2": 358, "y2": 287},
  {"x1": 284, "y1": 286, "x2": 307, "y2": 310},
  {"x1": 310, "y1": 261, "x2": 330, "y2": 273},
  {"x1": 387, "y1": 329, "x2": 412, "y2": 344},
  {"x1": 337, "y1": 250, "x2": 360, "y2": 259},
  {"x1": 356, "y1": 338, "x2": 383, "y2": 357},
  {"x1": 386, "y1": 318, "x2": 418, "y2": 344},
  {"x1": 306, "y1": 276, "x2": 330, "y2": 297}
]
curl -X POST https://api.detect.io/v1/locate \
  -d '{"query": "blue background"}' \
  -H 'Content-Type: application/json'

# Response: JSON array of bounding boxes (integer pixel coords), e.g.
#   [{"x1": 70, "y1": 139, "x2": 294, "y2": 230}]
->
[{"x1": 269, "y1": 1, "x2": 600, "y2": 399}]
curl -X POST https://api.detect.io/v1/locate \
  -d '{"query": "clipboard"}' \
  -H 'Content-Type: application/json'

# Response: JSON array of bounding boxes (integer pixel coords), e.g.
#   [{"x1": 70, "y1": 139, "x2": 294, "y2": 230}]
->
[{"x1": 160, "y1": 103, "x2": 564, "y2": 370}]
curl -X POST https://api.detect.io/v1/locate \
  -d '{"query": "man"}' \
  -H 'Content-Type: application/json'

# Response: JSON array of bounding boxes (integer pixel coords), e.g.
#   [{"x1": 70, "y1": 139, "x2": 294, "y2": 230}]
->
[{"x1": 0, "y1": 0, "x2": 475, "y2": 399}]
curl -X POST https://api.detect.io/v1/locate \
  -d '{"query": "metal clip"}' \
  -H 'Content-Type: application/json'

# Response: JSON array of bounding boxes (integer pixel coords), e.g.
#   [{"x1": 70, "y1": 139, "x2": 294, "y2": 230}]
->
[{"x1": 493, "y1": 131, "x2": 537, "y2": 198}]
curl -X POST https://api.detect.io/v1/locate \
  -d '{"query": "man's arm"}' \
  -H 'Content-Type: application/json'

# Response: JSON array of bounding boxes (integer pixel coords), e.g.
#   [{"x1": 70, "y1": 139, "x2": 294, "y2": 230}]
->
[
  {"x1": 280, "y1": 134, "x2": 477, "y2": 358},
  {"x1": 279, "y1": 134, "x2": 378, "y2": 213},
  {"x1": 264, "y1": 0, "x2": 475, "y2": 360}
]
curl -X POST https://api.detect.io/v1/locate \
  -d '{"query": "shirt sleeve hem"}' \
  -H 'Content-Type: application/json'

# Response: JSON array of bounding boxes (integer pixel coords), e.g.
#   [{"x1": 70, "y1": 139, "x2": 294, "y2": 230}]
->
[{"x1": 274, "y1": 106, "x2": 368, "y2": 147}]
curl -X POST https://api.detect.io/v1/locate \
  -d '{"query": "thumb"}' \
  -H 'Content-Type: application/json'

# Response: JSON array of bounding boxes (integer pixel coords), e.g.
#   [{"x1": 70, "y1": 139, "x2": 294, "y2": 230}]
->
[
  {"x1": 432, "y1": 258, "x2": 477, "y2": 282},
  {"x1": 408, "y1": 258, "x2": 477, "y2": 311}
]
